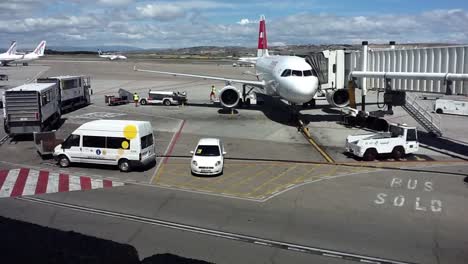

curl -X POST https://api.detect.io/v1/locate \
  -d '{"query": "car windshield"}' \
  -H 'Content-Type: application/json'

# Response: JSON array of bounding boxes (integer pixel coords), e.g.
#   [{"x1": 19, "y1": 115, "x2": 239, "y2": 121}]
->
[{"x1": 195, "y1": 145, "x2": 220, "y2": 156}]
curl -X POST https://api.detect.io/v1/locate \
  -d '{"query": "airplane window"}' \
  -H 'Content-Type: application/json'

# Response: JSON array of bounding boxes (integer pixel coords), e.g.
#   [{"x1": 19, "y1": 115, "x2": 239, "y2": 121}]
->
[
  {"x1": 281, "y1": 69, "x2": 291, "y2": 77},
  {"x1": 303, "y1": 70, "x2": 313, "y2": 76},
  {"x1": 292, "y1": 70, "x2": 302, "y2": 76}
]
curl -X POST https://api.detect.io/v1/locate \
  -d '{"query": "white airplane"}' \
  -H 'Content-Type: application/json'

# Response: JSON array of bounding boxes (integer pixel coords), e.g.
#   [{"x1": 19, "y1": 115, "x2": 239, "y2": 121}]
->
[
  {"x1": 98, "y1": 49, "x2": 127, "y2": 60},
  {"x1": 135, "y1": 16, "x2": 349, "y2": 112},
  {"x1": 13, "y1": 40, "x2": 46, "y2": 66},
  {"x1": 0, "y1": 41, "x2": 24, "y2": 66}
]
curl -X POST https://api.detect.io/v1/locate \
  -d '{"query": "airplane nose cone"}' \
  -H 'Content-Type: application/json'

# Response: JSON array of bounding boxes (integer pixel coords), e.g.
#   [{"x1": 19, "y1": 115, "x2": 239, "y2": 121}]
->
[{"x1": 281, "y1": 76, "x2": 318, "y2": 104}]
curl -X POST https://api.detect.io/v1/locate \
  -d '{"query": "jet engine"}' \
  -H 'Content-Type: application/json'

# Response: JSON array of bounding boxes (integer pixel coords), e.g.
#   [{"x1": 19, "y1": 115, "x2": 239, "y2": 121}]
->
[
  {"x1": 219, "y1": 85, "x2": 241, "y2": 108},
  {"x1": 326, "y1": 89, "x2": 349, "y2": 108}
]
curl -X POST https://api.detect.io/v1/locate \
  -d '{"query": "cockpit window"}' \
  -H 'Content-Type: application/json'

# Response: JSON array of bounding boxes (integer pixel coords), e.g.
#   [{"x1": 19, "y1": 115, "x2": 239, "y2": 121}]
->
[
  {"x1": 303, "y1": 70, "x2": 312, "y2": 76},
  {"x1": 281, "y1": 69, "x2": 291, "y2": 77},
  {"x1": 292, "y1": 70, "x2": 302, "y2": 76}
]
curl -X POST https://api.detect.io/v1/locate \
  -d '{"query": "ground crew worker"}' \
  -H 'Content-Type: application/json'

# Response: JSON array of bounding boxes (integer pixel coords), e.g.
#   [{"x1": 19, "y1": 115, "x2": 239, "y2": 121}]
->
[
  {"x1": 133, "y1": 92, "x2": 139, "y2": 107},
  {"x1": 210, "y1": 85, "x2": 216, "y2": 101}
]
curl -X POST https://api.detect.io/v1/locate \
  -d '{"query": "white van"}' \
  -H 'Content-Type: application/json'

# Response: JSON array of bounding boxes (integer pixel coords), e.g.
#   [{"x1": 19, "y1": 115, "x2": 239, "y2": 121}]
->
[
  {"x1": 434, "y1": 98, "x2": 468, "y2": 116},
  {"x1": 53, "y1": 120, "x2": 156, "y2": 172}
]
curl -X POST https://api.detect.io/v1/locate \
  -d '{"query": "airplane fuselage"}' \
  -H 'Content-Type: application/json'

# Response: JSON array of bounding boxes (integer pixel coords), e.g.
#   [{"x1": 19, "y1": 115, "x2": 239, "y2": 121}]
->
[
  {"x1": 99, "y1": 54, "x2": 127, "y2": 60},
  {"x1": 13, "y1": 54, "x2": 39, "y2": 63},
  {"x1": 255, "y1": 55, "x2": 319, "y2": 104}
]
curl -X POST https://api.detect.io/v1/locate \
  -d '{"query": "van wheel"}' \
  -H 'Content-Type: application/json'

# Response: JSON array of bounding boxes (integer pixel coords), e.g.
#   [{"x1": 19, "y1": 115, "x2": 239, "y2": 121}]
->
[
  {"x1": 436, "y1": 108, "x2": 443, "y2": 114},
  {"x1": 163, "y1": 99, "x2": 171, "y2": 106},
  {"x1": 118, "y1": 159, "x2": 131, "y2": 172},
  {"x1": 58, "y1": 155, "x2": 70, "y2": 168},
  {"x1": 392, "y1": 146, "x2": 405, "y2": 160},
  {"x1": 363, "y1": 149, "x2": 377, "y2": 161},
  {"x1": 140, "y1": 99, "x2": 147, "y2": 105}
]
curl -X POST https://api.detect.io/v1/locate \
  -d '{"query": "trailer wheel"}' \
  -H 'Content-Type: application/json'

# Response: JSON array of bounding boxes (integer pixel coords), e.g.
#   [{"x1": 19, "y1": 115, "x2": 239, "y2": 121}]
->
[
  {"x1": 392, "y1": 146, "x2": 405, "y2": 160},
  {"x1": 140, "y1": 99, "x2": 147, "y2": 105},
  {"x1": 58, "y1": 155, "x2": 70, "y2": 168},
  {"x1": 163, "y1": 99, "x2": 171, "y2": 106},
  {"x1": 363, "y1": 148, "x2": 377, "y2": 161},
  {"x1": 436, "y1": 108, "x2": 443, "y2": 114},
  {"x1": 118, "y1": 159, "x2": 131, "y2": 172}
]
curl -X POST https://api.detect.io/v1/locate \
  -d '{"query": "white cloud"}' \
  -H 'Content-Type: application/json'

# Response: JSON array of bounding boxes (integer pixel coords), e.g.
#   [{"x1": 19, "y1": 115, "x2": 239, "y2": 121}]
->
[
  {"x1": 136, "y1": 1, "x2": 234, "y2": 20},
  {"x1": 2, "y1": 6, "x2": 468, "y2": 49},
  {"x1": 237, "y1": 18, "x2": 258, "y2": 25},
  {"x1": 136, "y1": 4, "x2": 185, "y2": 20},
  {"x1": 98, "y1": 0, "x2": 133, "y2": 6}
]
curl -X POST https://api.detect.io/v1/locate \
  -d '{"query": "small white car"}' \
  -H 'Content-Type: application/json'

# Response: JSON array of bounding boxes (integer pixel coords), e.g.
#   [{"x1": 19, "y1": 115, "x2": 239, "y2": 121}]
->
[{"x1": 190, "y1": 138, "x2": 226, "y2": 176}]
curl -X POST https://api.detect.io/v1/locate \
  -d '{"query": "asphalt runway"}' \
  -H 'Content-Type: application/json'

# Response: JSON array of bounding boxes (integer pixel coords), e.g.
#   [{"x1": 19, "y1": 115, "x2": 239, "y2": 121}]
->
[{"x1": 0, "y1": 57, "x2": 467, "y2": 263}]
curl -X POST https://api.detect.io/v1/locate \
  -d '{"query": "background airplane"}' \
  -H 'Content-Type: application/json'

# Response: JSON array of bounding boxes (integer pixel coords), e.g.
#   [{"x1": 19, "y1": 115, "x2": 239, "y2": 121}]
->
[
  {"x1": 98, "y1": 50, "x2": 127, "y2": 60},
  {"x1": 0, "y1": 41, "x2": 24, "y2": 66},
  {"x1": 135, "y1": 16, "x2": 349, "y2": 114},
  {"x1": 13, "y1": 40, "x2": 46, "y2": 66}
]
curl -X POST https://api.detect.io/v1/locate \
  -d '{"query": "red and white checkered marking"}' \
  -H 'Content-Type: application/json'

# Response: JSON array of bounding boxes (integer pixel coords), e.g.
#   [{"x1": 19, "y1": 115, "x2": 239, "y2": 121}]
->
[{"x1": 0, "y1": 168, "x2": 124, "y2": 198}]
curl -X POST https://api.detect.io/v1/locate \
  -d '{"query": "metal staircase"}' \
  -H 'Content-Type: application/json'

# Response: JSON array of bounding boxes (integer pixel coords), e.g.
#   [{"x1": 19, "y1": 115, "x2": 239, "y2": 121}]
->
[{"x1": 402, "y1": 93, "x2": 443, "y2": 136}]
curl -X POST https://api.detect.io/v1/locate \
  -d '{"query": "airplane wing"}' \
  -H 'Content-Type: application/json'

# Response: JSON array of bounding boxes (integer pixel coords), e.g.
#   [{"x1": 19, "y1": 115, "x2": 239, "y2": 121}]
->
[{"x1": 134, "y1": 66, "x2": 265, "y2": 88}]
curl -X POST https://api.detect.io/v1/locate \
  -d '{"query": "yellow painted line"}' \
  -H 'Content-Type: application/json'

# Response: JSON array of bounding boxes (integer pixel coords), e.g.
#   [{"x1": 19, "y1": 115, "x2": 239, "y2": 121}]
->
[
  {"x1": 151, "y1": 163, "x2": 166, "y2": 184},
  {"x1": 293, "y1": 165, "x2": 322, "y2": 183},
  {"x1": 301, "y1": 127, "x2": 335, "y2": 164},
  {"x1": 249, "y1": 165, "x2": 298, "y2": 195},
  {"x1": 225, "y1": 166, "x2": 271, "y2": 191}
]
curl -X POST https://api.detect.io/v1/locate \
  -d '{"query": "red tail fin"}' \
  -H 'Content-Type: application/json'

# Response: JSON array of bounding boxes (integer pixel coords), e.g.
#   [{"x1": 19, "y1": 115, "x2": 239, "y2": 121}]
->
[{"x1": 257, "y1": 15, "x2": 269, "y2": 57}]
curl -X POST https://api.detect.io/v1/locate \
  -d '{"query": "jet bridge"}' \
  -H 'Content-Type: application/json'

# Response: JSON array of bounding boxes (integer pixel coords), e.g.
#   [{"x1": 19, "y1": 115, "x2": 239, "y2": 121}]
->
[{"x1": 307, "y1": 44, "x2": 468, "y2": 96}]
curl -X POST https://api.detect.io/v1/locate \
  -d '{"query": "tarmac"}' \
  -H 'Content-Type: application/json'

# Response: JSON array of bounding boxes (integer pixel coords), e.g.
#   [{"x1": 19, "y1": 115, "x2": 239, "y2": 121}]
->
[{"x1": 0, "y1": 56, "x2": 467, "y2": 263}]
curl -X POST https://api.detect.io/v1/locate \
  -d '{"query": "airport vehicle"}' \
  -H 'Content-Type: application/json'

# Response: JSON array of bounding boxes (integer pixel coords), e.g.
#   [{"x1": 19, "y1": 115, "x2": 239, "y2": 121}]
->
[
  {"x1": 3, "y1": 82, "x2": 61, "y2": 135},
  {"x1": 135, "y1": 16, "x2": 349, "y2": 112},
  {"x1": 434, "y1": 98, "x2": 468, "y2": 116},
  {"x1": 140, "y1": 90, "x2": 187, "y2": 106},
  {"x1": 12, "y1": 40, "x2": 46, "y2": 66},
  {"x1": 105, "y1": 88, "x2": 132, "y2": 106},
  {"x1": 98, "y1": 50, "x2": 127, "y2": 60},
  {"x1": 345, "y1": 123, "x2": 419, "y2": 161},
  {"x1": 0, "y1": 74, "x2": 7, "y2": 81},
  {"x1": 37, "y1": 75, "x2": 92, "y2": 112},
  {"x1": 3, "y1": 75, "x2": 91, "y2": 135},
  {"x1": 0, "y1": 41, "x2": 23, "y2": 66},
  {"x1": 190, "y1": 138, "x2": 226, "y2": 176},
  {"x1": 54, "y1": 120, "x2": 156, "y2": 172}
]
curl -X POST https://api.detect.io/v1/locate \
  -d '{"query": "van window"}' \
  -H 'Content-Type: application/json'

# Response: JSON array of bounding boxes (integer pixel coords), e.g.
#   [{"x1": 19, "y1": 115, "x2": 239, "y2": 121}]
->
[
  {"x1": 64, "y1": 134, "x2": 80, "y2": 148},
  {"x1": 83, "y1": 136, "x2": 106, "y2": 148},
  {"x1": 107, "y1": 137, "x2": 130, "y2": 149},
  {"x1": 141, "y1": 134, "x2": 153, "y2": 149}
]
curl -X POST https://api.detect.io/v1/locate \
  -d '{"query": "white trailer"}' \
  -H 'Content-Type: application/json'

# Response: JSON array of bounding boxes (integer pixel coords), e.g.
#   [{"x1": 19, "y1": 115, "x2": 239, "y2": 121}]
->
[
  {"x1": 345, "y1": 123, "x2": 419, "y2": 161},
  {"x1": 37, "y1": 75, "x2": 91, "y2": 112},
  {"x1": 3, "y1": 83, "x2": 61, "y2": 135},
  {"x1": 434, "y1": 98, "x2": 468, "y2": 116}
]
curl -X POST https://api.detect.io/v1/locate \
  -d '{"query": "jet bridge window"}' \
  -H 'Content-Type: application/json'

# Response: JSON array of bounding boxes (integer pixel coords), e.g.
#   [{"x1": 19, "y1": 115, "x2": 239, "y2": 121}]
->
[
  {"x1": 303, "y1": 70, "x2": 312, "y2": 76},
  {"x1": 292, "y1": 70, "x2": 302, "y2": 77},
  {"x1": 281, "y1": 69, "x2": 291, "y2": 77}
]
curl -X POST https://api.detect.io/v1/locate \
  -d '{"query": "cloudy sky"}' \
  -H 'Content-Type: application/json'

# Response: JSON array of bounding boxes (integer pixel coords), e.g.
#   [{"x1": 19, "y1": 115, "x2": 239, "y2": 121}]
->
[{"x1": 1, "y1": 0, "x2": 468, "y2": 49}]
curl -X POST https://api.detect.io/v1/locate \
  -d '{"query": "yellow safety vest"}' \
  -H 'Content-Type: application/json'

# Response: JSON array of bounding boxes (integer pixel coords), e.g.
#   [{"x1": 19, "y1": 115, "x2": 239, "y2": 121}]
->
[
  {"x1": 211, "y1": 87, "x2": 216, "y2": 93},
  {"x1": 133, "y1": 94, "x2": 139, "y2": 100}
]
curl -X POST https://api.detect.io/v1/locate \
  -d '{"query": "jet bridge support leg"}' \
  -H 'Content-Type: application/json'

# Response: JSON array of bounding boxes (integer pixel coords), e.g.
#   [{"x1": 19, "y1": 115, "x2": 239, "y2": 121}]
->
[
  {"x1": 385, "y1": 78, "x2": 393, "y2": 115},
  {"x1": 445, "y1": 80, "x2": 453, "y2": 95}
]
